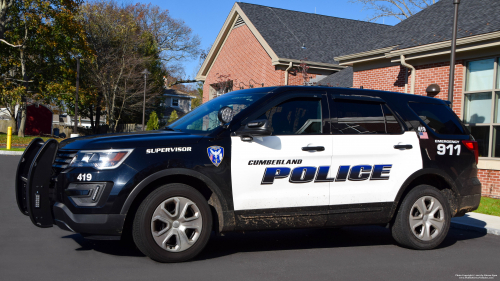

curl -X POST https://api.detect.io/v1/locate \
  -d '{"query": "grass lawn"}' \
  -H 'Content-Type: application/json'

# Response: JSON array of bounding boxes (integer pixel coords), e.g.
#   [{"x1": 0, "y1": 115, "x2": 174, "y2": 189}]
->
[
  {"x1": 474, "y1": 196, "x2": 500, "y2": 216},
  {"x1": 0, "y1": 147, "x2": 26, "y2": 151},
  {"x1": 0, "y1": 133, "x2": 65, "y2": 146}
]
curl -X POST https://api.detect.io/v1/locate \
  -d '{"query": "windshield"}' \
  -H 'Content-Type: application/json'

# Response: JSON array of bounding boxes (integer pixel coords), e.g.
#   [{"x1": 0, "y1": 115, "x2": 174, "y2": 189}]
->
[{"x1": 168, "y1": 89, "x2": 269, "y2": 134}]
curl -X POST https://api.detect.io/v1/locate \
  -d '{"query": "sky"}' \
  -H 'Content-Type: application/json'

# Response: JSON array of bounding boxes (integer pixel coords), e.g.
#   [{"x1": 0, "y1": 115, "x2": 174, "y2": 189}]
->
[{"x1": 145, "y1": 0, "x2": 400, "y2": 82}]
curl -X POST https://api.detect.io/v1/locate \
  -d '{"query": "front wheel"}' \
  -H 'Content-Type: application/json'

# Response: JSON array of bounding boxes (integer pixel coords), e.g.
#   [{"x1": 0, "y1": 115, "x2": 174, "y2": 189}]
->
[
  {"x1": 133, "y1": 183, "x2": 212, "y2": 262},
  {"x1": 391, "y1": 185, "x2": 451, "y2": 250}
]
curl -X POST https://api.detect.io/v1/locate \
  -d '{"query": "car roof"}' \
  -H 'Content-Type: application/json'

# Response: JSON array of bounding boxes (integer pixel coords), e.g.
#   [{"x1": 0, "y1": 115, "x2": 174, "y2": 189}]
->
[{"x1": 229, "y1": 86, "x2": 449, "y2": 105}]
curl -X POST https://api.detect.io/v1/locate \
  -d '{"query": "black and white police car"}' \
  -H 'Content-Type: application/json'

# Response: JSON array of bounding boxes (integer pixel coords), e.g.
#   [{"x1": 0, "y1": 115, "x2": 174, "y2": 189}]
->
[{"x1": 16, "y1": 86, "x2": 481, "y2": 262}]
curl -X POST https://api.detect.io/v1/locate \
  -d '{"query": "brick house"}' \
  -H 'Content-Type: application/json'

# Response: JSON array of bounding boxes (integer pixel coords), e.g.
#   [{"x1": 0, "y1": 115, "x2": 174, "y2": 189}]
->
[
  {"x1": 196, "y1": 2, "x2": 390, "y2": 102},
  {"x1": 334, "y1": 0, "x2": 500, "y2": 198}
]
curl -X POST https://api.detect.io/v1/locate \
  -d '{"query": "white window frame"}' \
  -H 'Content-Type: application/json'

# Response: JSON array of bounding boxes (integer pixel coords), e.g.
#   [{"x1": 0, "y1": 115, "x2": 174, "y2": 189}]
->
[
  {"x1": 171, "y1": 98, "x2": 179, "y2": 107},
  {"x1": 463, "y1": 57, "x2": 500, "y2": 159}
]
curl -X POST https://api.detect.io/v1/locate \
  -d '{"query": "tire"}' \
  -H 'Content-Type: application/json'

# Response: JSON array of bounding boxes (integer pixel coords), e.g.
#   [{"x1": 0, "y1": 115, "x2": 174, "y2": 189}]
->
[
  {"x1": 391, "y1": 184, "x2": 451, "y2": 250},
  {"x1": 133, "y1": 183, "x2": 212, "y2": 262}
]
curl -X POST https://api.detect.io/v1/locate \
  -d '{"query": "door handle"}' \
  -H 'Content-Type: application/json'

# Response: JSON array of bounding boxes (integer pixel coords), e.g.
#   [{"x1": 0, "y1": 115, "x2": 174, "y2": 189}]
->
[
  {"x1": 302, "y1": 146, "x2": 325, "y2": 152},
  {"x1": 394, "y1": 144, "x2": 413, "y2": 150}
]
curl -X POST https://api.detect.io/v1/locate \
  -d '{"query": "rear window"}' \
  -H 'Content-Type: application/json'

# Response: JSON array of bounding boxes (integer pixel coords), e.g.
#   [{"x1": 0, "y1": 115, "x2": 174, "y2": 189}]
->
[{"x1": 409, "y1": 102, "x2": 466, "y2": 135}]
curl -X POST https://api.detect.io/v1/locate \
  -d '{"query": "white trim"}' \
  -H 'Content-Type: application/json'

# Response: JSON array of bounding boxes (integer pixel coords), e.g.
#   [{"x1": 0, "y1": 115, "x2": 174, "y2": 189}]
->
[
  {"x1": 163, "y1": 94, "x2": 196, "y2": 99},
  {"x1": 171, "y1": 98, "x2": 179, "y2": 107},
  {"x1": 336, "y1": 31, "x2": 500, "y2": 65},
  {"x1": 478, "y1": 159, "x2": 500, "y2": 171}
]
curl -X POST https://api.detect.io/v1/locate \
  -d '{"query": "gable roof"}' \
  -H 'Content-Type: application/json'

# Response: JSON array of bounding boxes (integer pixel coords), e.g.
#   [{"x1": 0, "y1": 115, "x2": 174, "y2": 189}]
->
[
  {"x1": 197, "y1": 2, "x2": 391, "y2": 81},
  {"x1": 162, "y1": 89, "x2": 196, "y2": 99},
  {"x1": 237, "y1": 3, "x2": 391, "y2": 65},
  {"x1": 317, "y1": 67, "x2": 353, "y2": 88},
  {"x1": 336, "y1": 0, "x2": 500, "y2": 64}
]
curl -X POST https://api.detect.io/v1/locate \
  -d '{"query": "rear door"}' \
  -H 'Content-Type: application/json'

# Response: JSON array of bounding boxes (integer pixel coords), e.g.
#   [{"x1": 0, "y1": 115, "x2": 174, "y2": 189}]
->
[
  {"x1": 327, "y1": 93, "x2": 422, "y2": 206},
  {"x1": 231, "y1": 91, "x2": 332, "y2": 211}
]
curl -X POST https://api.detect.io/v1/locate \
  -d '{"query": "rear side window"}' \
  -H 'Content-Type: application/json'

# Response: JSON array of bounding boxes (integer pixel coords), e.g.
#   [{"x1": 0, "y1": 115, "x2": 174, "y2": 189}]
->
[
  {"x1": 409, "y1": 102, "x2": 466, "y2": 135},
  {"x1": 332, "y1": 100, "x2": 402, "y2": 134}
]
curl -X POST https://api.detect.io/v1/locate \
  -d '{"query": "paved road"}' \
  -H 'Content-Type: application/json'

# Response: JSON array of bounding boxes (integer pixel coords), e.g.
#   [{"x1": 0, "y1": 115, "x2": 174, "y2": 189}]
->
[{"x1": 1, "y1": 155, "x2": 499, "y2": 281}]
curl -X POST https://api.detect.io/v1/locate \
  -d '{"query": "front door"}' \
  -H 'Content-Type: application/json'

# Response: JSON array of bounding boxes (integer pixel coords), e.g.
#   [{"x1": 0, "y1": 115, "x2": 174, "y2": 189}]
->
[{"x1": 231, "y1": 93, "x2": 332, "y2": 211}]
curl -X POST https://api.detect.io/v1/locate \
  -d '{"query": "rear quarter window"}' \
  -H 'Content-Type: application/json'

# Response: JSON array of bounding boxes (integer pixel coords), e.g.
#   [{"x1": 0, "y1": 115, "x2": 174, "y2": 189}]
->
[{"x1": 408, "y1": 102, "x2": 467, "y2": 135}]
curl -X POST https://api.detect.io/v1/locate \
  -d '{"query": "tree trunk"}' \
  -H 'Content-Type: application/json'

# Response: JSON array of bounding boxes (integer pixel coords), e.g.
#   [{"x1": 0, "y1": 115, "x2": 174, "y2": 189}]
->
[
  {"x1": 17, "y1": 103, "x2": 26, "y2": 137},
  {"x1": 94, "y1": 93, "x2": 102, "y2": 134},
  {"x1": 17, "y1": 48, "x2": 27, "y2": 137},
  {"x1": 89, "y1": 104, "x2": 95, "y2": 131}
]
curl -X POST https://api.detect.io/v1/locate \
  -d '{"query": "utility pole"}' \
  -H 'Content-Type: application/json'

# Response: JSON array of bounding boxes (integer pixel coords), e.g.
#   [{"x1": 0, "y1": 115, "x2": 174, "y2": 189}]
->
[
  {"x1": 74, "y1": 58, "x2": 80, "y2": 134},
  {"x1": 141, "y1": 69, "x2": 150, "y2": 131},
  {"x1": 448, "y1": 0, "x2": 460, "y2": 107}
]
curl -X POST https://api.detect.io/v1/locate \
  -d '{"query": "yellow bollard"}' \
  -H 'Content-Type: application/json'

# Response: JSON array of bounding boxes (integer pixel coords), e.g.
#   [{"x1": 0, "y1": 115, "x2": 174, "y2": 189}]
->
[{"x1": 7, "y1": 127, "x2": 12, "y2": 150}]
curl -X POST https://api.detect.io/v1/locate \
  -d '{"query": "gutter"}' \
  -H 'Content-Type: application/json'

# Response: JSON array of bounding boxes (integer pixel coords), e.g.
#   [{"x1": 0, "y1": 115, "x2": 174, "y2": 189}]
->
[
  {"x1": 285, "y1": 62, "x2": 293, "y2": 85},
  {"x1": 400, "y1": 55, "x2": 415, "y2": 94}
]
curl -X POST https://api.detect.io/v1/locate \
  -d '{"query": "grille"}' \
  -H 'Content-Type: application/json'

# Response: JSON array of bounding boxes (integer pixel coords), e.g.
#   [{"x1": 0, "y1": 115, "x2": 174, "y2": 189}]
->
[
  {"x1": 233, "y1": 16, "x2": 245, "y2": 29},
  {"x1": 53, "y1": 150, "x2": 78, "y2": 173}
]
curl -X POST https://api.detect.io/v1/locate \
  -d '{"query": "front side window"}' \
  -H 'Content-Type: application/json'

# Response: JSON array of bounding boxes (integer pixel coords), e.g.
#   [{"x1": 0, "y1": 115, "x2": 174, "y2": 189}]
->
[
  {"x1": 464, "y1": 58, "x2": 500, "y2": 158},
  {"x1": 332, "y1": 100, "x2": 402, "y2": 134},
  {"x1": 258, "y1": 98, "x2": 322, "y2": 135},
  {"x1": 169, "y1": 90, "x2": 267, "y2": 134}
]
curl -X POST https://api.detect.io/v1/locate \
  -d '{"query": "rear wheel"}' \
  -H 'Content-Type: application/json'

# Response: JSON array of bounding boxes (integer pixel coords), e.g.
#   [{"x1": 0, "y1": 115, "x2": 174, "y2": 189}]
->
[
  {"x1": 133, "y1": 183, "x2": 212, "y2": 262},
  {"x1": 391, "y1": 185, "x2": 451, "y2": 250}
]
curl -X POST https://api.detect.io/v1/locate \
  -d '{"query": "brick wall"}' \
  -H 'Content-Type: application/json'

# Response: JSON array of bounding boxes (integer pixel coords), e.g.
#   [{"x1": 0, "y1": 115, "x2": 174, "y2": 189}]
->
[
  {"x1": 478, "y1": 169, "x2": 500, "y2": 199},
  {"x1": 353, "y1": 61, "x2": 464, "y2": 114},
  {"x1": 203, "y1": 24, "x2": 313, "y2": 102},
  {"x1": 354, "y1": 60, "x2": 500, "y2": 198}
]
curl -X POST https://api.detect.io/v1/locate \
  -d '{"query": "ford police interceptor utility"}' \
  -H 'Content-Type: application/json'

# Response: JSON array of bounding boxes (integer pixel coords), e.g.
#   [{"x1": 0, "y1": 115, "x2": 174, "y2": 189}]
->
[{"x1": 16, "y1": 86, "x2": 481, "y2": 262}]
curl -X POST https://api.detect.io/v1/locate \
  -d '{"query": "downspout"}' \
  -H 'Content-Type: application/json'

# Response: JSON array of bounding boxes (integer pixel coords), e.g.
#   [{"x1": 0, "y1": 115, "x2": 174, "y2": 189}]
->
[
  {"x1": 400, "y1": 55, "x2": 416, "y2": 94},
  {"x1": 285, "y1": 62, "x2": 293, "y2": 85}
]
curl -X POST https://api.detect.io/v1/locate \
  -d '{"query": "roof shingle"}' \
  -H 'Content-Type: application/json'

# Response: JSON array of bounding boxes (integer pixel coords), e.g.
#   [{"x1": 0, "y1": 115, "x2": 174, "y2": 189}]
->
[{"x1": 238, "y1": 2, "x2": 392, "y2": 65}]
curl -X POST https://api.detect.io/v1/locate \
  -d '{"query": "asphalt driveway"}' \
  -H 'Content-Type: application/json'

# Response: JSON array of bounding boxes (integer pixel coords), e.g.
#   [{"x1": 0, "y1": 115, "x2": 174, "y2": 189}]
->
[{"x1": 1, "y1": 155, "x2": 498, "y2": 281}]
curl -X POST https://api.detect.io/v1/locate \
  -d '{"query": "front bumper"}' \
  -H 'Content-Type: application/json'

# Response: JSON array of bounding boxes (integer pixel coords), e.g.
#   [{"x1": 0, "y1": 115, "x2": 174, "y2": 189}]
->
[{"x1": 53, "y1": 202, "x2": 125, "y2": 236}]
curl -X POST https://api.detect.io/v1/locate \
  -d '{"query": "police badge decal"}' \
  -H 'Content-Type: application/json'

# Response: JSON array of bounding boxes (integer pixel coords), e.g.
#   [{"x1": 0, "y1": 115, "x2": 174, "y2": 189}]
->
[{"x1": 207, "y1": 146, "x2": 224, "y2": 167}]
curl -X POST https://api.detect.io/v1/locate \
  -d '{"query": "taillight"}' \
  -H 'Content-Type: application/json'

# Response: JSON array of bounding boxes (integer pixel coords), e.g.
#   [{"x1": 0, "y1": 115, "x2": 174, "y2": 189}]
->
[{"x1": 462, "y1": 140, "x2": 478, "y2": 164}]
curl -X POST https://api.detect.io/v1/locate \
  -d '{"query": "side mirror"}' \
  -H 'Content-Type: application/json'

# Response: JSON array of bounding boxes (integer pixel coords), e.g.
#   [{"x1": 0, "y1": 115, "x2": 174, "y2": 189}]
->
[{"x1": 234, "y1": 119, "x2": 272, "y2": 141}]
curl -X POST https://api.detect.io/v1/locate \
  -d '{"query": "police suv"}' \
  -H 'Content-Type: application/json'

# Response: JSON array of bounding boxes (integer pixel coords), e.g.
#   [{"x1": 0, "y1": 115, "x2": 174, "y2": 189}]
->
[{"x1": 16, "y1": 86, "x2": 481, "y2": 262}]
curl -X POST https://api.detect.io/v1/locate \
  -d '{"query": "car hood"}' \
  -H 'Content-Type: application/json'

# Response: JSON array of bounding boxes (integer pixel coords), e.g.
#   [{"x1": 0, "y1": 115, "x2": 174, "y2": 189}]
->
[{"x1": 59, "y1": 130, "x2": 203, "y2": 150}]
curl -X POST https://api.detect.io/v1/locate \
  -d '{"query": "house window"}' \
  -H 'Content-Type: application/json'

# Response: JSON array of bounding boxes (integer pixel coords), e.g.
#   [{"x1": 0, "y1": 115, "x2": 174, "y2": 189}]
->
[
  {"x1": 172, "y1": 98, "x2": 179, "y2": 107},
  {"x1": 210, "y1": 80, "x2": 233, "y2": 100},
  {"x1": 464, "y1": 58, "x2": 500, "y2": 158}
]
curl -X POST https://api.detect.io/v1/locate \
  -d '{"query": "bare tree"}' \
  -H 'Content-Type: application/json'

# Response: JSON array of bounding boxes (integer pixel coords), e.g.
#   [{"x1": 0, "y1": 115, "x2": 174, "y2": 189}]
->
[
  {"x1": 80, "y1": 1, "x2": 158, "y2": 132},
  {"x1": 131, "y1": 3, "x2": 200, "y2": 64},
  {"x1": 350, "y1": 0, "x2": 438, "y2": 22}
]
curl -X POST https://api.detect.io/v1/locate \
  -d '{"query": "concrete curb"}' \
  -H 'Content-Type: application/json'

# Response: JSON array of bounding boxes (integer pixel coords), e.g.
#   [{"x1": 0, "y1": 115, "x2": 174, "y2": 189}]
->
[
  {"x1": 0, "y1": 151, "x2": 24, "y2": 155},
  {"x1": 451, "y1": 222, "x2": 500, "y2": 235},
  {"x1": 451, "y1": 213, "x2": 500, "y2": 236}
]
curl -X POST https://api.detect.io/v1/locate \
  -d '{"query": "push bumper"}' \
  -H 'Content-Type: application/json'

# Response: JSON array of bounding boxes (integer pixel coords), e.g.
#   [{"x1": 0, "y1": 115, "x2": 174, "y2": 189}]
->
[
  {"x1": 15, "y1": 138, "x2": 125, "y2": 237},
  {"x1": 15, "y1": 138, "x2": 58, "y2": 227}
]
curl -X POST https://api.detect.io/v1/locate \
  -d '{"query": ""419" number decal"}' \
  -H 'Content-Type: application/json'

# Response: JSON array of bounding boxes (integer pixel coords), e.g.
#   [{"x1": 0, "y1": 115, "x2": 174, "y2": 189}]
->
[{"x1": 77, "y1": 173, "x2": 92, "y2": 181}]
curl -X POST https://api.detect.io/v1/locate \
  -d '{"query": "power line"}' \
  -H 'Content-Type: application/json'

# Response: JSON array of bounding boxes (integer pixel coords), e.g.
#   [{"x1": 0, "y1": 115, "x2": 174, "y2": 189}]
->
[{"x1": 268, "y1": 7, "x2": 304, "y2": 48}]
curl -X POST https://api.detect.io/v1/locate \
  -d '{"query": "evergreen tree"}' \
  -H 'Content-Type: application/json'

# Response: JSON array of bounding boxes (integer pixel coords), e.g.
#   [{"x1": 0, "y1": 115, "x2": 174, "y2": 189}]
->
[
  {"x1": 168, "y1": 110, "x2": 178, "y2": 124},
  {"x1": 146, "y1": 111, "x2": 159, "y2": 130}
]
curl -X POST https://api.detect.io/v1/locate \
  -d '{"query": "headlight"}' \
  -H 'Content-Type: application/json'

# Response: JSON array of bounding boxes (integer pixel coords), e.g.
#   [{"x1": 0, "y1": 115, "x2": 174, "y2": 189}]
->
[{"x1": 69, "y1": 149, "x2": 134, "y2": 170}]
